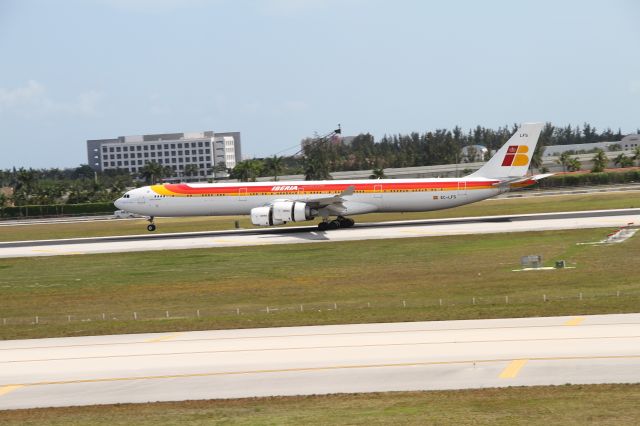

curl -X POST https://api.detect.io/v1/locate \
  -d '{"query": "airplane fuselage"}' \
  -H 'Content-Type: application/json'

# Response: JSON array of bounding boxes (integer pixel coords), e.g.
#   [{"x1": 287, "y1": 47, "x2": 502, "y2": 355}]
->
[{"x1": 118, "y1": 177, "x2": 509, "y2": 218}]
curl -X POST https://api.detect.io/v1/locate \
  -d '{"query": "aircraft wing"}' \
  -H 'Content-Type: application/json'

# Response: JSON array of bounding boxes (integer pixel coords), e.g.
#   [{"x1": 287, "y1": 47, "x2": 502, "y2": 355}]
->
[{"x1": 295, "y1": 185, "x2": 355, "y2": 213}]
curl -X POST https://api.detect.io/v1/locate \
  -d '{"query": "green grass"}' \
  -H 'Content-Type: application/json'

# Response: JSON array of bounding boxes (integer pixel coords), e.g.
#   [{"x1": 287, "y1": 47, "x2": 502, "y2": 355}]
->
[
  {"x1": 1, "y1": 227, "x2": 639, "y2": 340},
  {"x1": 1, "y1": 190, "x2": 639, "y2": 242},
  {"x1": 2, "y1": 384, "x2": 639, "y2": 425}
]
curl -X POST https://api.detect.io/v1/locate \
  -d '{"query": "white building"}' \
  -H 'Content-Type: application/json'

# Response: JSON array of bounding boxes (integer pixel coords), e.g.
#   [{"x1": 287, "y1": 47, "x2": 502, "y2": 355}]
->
[
  {"x1": 543, "y1": 134, "x2": 640, "y2": 157},
  {"x1": 86, "y1": 131, "x2": 241, "y2": 181}
]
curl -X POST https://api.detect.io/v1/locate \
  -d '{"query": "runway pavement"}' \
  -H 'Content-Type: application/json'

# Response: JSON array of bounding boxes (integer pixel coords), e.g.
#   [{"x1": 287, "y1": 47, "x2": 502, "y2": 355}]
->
[
  {"x1": 0, "y1": 313, "x2": 639, "y2": 409},
  {"x1": 0, "y1": 208, "x2": 638, "y2": 258}
]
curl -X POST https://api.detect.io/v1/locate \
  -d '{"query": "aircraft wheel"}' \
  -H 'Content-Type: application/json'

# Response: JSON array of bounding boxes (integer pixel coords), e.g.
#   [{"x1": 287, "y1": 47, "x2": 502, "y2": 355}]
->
[
  {"x1": 318, "y1": 222, "x2": 329, "y2": 231},
  {"x1": 147, "y1": 224, "x2": 156, "y2": 232},
  {"x1": 328, "y1": 220, "x2": 341, "y2": 230}
]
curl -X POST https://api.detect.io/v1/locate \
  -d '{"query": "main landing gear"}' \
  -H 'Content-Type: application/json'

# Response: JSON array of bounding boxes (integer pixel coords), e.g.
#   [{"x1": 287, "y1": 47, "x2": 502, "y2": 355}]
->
[
  {"x1": 317, "y1": 216, "x2": 355, "y2": 231},
  {"x1": 147, "y1": 216, "x2": 156, "y2": 232}
]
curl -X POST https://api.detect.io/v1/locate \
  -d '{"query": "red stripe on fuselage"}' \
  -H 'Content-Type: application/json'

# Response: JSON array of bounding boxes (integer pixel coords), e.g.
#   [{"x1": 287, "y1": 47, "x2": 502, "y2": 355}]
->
[{"x1": 160, "y1": 181, "x2": 498, "y2": 195}]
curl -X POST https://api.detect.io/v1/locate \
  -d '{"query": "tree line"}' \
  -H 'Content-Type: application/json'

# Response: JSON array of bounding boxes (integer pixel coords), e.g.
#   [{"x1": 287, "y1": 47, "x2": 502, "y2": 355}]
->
[
  {"x1": 1, "y1": 122, "x2": 637, "y2": 207},
  {"x1": 232, "y1": 122, "x2": 637, "y2": 181}
]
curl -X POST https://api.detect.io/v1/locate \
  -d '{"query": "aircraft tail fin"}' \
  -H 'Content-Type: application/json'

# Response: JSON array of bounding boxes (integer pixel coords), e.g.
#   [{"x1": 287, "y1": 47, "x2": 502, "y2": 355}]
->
[{"x1": 469, "y1": 123, "x2": 544, "y2": 180}]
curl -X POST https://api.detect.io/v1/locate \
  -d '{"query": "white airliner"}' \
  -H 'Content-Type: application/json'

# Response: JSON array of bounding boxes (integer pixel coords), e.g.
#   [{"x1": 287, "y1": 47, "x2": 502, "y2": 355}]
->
[{"x1": 115, "y1": 123, "x2": 549, "y2": 231}]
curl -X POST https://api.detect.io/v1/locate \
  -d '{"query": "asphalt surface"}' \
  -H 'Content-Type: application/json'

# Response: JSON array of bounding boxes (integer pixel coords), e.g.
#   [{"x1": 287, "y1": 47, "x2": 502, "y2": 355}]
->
[
  {"x1": 0, "y1": 208, "x2": 638, "y2": 258},
  {"x1": 0, "y1": 313, "x2": 639, "y2": 409}
]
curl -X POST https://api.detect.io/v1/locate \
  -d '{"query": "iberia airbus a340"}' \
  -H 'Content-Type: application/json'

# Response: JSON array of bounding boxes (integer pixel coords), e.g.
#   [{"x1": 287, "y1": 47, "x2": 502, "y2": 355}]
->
[{"x1": 114, "y1": 123, "x2": 549, "y2": 231}]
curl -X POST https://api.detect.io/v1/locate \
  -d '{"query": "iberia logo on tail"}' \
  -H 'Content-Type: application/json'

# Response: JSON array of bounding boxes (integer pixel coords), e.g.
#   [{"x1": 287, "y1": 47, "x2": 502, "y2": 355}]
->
[{"x1": 501, "y1": 145, "x2": 529, "y2": 167}]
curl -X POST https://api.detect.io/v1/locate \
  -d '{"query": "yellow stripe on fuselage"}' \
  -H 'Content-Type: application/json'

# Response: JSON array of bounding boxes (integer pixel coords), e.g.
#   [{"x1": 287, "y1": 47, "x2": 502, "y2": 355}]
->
[
  {"x1": 150, "y1": 185, "x2": 178, "y2": 196},
  {"x1": 148, "y1": 185, "x2": 498, "y2": 198}
]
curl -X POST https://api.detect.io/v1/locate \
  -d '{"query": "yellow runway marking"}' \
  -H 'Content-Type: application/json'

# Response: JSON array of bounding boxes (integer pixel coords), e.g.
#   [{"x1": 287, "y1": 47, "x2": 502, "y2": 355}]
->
[
  {"x1": 145, "y1": 333, "x2": 183, "y2": 343},
  {"x1": 0, "y1": 385, "x2": 24, "y2": 396},
  {"x1": 564, "y1": 317, "x2": 586, "y2": 326},
  {"x1": 499, "y1": 359, "x2": 528, "y2": 379},
  {"x1": 1, "y1": 355, "x2": 638, "y2": 390}
]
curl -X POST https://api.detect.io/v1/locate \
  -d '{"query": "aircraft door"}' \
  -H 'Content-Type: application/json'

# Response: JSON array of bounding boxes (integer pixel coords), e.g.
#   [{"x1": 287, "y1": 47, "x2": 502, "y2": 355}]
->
[
  {"x1": 374, "y1": 184, "x2": 383, "y2": 199},
  {"x1": 457, "y1": 181, "x2": 467, "y2": 196}
]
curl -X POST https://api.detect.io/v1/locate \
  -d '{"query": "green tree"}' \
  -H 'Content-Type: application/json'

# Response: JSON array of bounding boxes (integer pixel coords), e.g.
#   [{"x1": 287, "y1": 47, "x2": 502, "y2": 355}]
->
[
  {"x1": 613, "y1": 153, "x2": 633, "y2": 168},
  {"x1": 264, "y1": 156, "x2": 284, "y2": 181},
  {"x1": 632, "y1": 146, "x2": 640, "y2": 167},
  {"x1": 591, "y1": 149, "x2": 608, "y2": 173},
  {"x1": 370, "y1": 167, "x2": 387, "y2": 179},
  {"x1": 184, "y1": 164, "x2": 200, "y2": 178},
  {"x1": 230, "y1": 160, "x2": 263, "y2": 182},
  {"x1": 557, "y1": 152, "x2": 571, "y2": 172},
  {"x1": 566, "y1": 157, "x2": 581, "y2": 172},
  {"x1": 139, "y1": 161, "x2": 166, "y2": 184}
]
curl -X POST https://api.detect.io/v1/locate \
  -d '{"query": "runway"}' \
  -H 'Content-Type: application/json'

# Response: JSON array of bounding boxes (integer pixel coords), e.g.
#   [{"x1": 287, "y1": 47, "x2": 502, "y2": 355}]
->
[
  {"x1": 0, "y1": 208, "x2": 638, "y2": 258},
  {"x1": 0, "y1": 313, "x2": 639, "y2": 409}
]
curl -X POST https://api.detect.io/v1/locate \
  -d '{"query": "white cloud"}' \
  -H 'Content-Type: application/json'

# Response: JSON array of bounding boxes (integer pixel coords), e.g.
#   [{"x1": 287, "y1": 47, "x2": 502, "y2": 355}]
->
[{"x1": 0, "y1": 80, "x2": 104, "y2": 117}]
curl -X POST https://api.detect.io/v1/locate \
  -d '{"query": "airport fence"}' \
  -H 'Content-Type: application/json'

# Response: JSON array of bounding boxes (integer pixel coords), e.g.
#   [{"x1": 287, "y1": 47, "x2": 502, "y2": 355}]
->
[{"x1": 2, "y1": 289, "x2": 640, "y2": 328}]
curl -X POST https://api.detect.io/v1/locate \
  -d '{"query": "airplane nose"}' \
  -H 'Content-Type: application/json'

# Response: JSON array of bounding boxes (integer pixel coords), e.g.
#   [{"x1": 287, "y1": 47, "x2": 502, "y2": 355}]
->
[{"x1": 114, "y1": 198, "x2": 123, "y2": 210}]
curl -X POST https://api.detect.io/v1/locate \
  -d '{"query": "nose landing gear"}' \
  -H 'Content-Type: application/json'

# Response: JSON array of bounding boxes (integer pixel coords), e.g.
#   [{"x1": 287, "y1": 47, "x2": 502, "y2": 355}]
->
[{"x1": 147, "y1": 216, "x2": 156, "y2": 232}]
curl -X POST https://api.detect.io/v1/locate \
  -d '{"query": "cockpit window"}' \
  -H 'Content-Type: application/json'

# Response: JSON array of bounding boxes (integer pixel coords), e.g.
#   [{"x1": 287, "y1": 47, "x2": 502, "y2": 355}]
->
[{"x1": 123, "y1": 194, "x2": 130, "y2": 198}]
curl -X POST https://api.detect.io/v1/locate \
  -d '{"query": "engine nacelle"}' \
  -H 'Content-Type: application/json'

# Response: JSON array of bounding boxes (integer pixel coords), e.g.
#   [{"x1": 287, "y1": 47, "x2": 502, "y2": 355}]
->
[{"x1": 250, "y1": 201, "x2": 313, "y2": 226}]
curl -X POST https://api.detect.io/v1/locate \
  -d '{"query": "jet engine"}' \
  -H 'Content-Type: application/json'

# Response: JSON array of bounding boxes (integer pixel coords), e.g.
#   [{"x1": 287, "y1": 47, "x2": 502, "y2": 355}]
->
[{"x1": 250, "y1": 201, "x2": 313, "y2": 226}]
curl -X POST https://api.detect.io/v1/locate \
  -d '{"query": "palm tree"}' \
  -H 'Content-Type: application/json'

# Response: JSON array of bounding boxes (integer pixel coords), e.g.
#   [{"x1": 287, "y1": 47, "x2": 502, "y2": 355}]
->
[
  {"x1": 183, "y1": 164, "x2": 200, "y2": 179},
  {"x1": 633, "y1": 146, "x2": 640, "y2": 167},
  {"x1": 370, "y1": 167, "x2": 386, "y2": 179},
  {"x1": 591, "y1": 149, "x2": 608, "y2": 173},
  {"x1": 230, "y1": 160, "x2": 263, "y2": 182},
  {"x1": 613, "y1": 153, "x2": 633, "y2": 168},
  {"x1": 139, "y1": 161, "x2": 166, "y2": 184},
  {"x1": 557, "y1": 152, "x2": 571, "y2": 172},
  {"x1": 567, "y1": 157, "x2": 581, "y2": 172},
  {"x1": 264, "y1": 156, "x2": 284, "y2": 181}
]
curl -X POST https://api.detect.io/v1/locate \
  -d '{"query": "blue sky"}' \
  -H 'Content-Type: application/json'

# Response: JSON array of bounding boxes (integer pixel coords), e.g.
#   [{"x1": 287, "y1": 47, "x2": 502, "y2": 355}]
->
[{"x1": 1, "y1": 0, "x2": 639, "y2": 169}]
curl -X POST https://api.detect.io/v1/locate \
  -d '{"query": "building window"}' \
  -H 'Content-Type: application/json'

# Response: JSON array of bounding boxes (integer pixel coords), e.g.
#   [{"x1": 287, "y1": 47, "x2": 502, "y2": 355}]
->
[
  {"x1": 124, "y1": 161, "x2": 129, "y2": 166},
  {"x1": 198, "y1": 142, "x2": 203, "y2": 147},
  {"x1": 138, "y1": 160, "x2": 142, "y2": 165},
  {"x1": 177, "y1": 143, "x2": 183, "y2": 148}
]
